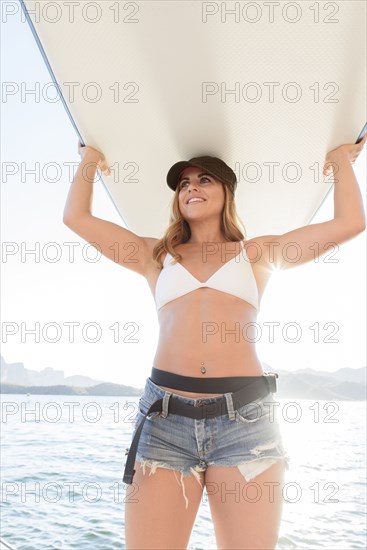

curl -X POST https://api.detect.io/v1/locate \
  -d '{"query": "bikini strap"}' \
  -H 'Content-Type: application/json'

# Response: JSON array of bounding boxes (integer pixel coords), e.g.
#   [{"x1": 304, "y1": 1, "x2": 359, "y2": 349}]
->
[{"x1": 163, "y1": 250, "x2": 174, "y2": 265}]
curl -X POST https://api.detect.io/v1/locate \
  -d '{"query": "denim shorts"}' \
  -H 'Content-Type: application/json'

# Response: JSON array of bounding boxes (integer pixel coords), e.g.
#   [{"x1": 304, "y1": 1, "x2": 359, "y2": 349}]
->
[{"x1": 129, "y1": 376, "x2": 290, "y2": 509}]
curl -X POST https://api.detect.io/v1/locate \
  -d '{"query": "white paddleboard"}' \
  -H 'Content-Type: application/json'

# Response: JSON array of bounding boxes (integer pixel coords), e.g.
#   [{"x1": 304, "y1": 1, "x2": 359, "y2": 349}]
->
[{"x1": 19, "y1": 0, "x2": 366, "y2": 238}]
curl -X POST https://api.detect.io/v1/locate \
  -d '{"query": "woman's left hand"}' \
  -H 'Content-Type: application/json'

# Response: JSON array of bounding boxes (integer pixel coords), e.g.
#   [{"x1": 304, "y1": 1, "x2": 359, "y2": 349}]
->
[{"x1": 323, "y1": 132, "x2": 367, "y2": 176}]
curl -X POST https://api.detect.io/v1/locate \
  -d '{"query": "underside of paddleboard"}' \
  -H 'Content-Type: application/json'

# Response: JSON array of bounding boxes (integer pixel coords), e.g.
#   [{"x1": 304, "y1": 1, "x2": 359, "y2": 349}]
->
[{"x1": 20, "y1": 0, "x2": 366, "y2": 238}]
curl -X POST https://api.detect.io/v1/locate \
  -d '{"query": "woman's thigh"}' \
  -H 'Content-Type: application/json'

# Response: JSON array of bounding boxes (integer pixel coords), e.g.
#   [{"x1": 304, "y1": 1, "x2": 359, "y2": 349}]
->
[
  {"x1": 124, "y1": 377, "x2": 208, "y2": 548},
  {"x1": 205, "y1": 459, "x2": 286, "y2": 550},
  {"x1": 202, "y1": 391, "x2": 289, "y2": 549},
  {"x1": 124, "y1": 460, "x2": 205, "y2": 550}
]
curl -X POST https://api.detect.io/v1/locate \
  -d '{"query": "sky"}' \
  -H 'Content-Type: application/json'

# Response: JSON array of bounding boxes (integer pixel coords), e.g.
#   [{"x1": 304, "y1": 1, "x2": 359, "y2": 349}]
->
[{"x1": 1, "y1": 4, "x2": 366, "y2": 388}]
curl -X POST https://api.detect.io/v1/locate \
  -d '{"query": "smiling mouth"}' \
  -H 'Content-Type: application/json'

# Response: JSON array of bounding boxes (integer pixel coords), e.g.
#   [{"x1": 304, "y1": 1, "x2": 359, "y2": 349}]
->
[{"x1": 186, "y1": 199, "x2": 206, "y2": 205}]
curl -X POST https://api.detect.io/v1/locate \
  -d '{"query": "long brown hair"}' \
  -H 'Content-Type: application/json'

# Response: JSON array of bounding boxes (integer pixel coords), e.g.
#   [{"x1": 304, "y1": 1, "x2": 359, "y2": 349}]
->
[{"x1": 152, "y1": 180, "x2": 247, "y2": 270}]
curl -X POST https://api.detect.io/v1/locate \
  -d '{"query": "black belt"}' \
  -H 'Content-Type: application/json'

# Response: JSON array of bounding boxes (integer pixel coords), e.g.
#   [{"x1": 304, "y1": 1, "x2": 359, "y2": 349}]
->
[
  {"x1": 123, "y1": 372, "x2": 278, "y2": 485},
  {"x1": 150, "y1": 366, "x2": 266, "y2": 393}
]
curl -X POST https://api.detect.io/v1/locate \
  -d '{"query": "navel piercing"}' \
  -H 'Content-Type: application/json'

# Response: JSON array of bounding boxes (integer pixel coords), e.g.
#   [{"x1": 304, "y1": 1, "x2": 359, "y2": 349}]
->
[{"x1": 200, "y1": 361, "x2": 206, "y2": 374}]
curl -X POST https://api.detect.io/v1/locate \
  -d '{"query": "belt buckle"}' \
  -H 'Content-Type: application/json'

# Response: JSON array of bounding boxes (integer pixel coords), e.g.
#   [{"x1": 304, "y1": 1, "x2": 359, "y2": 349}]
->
[{"x1": 194, "y1": 400, "x2": 219, "y2": 419}]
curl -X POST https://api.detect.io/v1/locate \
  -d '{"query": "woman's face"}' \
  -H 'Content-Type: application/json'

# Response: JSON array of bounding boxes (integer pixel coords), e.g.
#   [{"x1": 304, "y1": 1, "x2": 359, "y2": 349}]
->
[{"x1": 177, "y1": 166, "x2": 225, "y2": 220}]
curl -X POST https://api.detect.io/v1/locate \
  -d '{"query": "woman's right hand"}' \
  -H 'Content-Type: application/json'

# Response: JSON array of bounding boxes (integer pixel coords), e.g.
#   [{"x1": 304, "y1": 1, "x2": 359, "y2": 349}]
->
[
  {"x1": 323, "y1": 133, "x2": 367, "y2": 176},
  {"x1": 77, "y1": 140, "x2": 111, "y2": 176}
]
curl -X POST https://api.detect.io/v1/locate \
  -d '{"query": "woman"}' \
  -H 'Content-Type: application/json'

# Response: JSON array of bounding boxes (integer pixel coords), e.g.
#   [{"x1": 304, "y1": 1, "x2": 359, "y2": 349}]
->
[{"x1": 63, "y1": 135, "x2": 366, "y2": 549}]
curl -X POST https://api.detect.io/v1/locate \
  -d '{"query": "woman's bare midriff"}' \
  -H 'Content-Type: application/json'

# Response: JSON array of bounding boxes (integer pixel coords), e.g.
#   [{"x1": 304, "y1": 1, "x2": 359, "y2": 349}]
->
[
  {"x1": 152, "y1": 289, "x2": 266, "y2": 398},
  {"x1": 146, "y1": 241, "x2": 272, "y2": 399}
]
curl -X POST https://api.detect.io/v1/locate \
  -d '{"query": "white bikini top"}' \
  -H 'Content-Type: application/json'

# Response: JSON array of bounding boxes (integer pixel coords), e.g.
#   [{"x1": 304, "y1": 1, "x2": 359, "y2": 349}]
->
[{"x1": 154, "y1": 240, "x2": 259, "y2": 312}]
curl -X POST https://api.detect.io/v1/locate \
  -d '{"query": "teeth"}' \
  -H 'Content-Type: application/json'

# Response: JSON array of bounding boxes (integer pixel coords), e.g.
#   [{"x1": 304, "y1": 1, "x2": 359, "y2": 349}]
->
[{"x1": 188, "y1": 198, "x2": 205, "y2": 204}]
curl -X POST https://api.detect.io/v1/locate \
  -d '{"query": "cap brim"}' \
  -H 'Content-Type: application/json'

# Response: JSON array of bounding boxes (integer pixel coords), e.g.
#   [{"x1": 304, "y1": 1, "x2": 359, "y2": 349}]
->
[{"x1": 166, "y1": 161, "x2": 195, "y2": 191}]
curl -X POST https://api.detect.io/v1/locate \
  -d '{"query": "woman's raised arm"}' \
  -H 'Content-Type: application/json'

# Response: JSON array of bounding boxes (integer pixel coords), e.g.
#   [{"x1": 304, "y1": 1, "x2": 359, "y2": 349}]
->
[
  {"x1": 63, "y1": 142, "x2": 155, "y2": 276},
  {"x1": 249, "y1": 134, "x2": 367, "y2": 270}
]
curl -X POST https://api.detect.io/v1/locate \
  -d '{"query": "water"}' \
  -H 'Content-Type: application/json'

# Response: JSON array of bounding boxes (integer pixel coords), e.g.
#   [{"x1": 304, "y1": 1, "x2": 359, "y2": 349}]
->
[{"x1": 1, "y1": 395, "x2": 365, "y2": 549}]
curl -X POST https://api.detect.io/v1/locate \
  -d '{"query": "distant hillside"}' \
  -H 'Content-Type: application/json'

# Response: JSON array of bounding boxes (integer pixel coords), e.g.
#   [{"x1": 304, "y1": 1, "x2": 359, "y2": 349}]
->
[
  {"x1": 1, "y1": 355, "x2": 105, "y2": 387},
  {"x1": 274, "y1": 368, "x2": 366, "y2": 401},
  {"x1": 0, "y1": 382, "x2": 143, "y2": 396}
]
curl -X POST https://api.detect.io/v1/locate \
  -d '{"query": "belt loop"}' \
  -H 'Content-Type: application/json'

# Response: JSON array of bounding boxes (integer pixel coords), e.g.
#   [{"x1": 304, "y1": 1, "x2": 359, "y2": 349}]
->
[
  {"x1": 264, "y1": 373, "x2": 277, "y2": 394},
  {"x1": 224, "y1": 392, "x2": 236, "y2": 421},
  {"x1": 160, "y1": 391, "x2": 172, "y2": 418},
  {"x1": 264, "y1": 375, "x2": 271, "y2": 394}
]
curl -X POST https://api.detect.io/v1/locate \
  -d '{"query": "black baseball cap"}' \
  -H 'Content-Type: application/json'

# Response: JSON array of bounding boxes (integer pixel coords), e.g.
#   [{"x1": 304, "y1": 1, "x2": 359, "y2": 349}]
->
[{"x1": 166, "y1": 156, "x2": 237, "y2": 192}]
